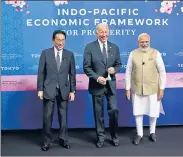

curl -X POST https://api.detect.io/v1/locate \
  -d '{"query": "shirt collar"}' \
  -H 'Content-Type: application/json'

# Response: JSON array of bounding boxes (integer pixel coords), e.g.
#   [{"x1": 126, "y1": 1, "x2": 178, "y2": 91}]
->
[
  {"x1": 98, "y1": 39, "x2": 107, "y2": 47},
  {"x1": 54, "y1": 47, "x2": 63, "y2": 54}
]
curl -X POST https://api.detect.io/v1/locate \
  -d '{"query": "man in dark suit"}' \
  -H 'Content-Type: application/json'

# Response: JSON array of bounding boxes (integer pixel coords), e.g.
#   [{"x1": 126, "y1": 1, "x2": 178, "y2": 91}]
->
[
  {"x1": 83, "y1": 23, "x2": 122, "y2": 148},
  {"x1": 37, "y1": 30, "x2": 76, "y2": 151}
]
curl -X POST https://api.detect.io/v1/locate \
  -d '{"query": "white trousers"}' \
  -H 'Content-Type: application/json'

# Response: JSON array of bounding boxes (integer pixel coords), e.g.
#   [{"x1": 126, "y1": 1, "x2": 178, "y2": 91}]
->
[{"x1": 135, "y1": 115, "x2": 157, "y2": 137}]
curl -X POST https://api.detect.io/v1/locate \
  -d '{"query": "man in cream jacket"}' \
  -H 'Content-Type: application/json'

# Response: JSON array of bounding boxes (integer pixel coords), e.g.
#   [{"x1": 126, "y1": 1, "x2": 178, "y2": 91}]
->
[{"x1": 125, "y1": 33, "x2": 166, "y2": 145}]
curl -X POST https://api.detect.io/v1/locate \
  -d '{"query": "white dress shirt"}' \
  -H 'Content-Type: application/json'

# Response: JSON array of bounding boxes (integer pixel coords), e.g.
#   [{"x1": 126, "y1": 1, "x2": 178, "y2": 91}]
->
[
  {"x1": 54, "y1": 47, "x2": 71, "y2": 84},
  {"x1": 98, "y1": 39, "x2": 108, "y2": 55}
]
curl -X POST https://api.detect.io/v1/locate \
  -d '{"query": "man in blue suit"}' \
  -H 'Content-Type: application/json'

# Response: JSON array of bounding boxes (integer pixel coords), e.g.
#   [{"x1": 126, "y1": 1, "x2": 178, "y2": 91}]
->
[
  {"x1": 37, "y1": 30, "x2": 76, "y2": 151},
  {"x1": 83, "y1": 23, "x2": 122, "y2": 148}
]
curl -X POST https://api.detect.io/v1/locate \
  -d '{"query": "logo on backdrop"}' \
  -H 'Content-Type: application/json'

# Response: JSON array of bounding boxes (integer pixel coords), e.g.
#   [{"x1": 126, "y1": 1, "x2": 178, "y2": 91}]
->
[
  {"x1": 175, "y1": 77, "x2": 183, "y2": 83},
  {"x1": 1, "y1": 67, "x2": 20, "y2": 71},
  {"x1": 174, "y1": 52, "x2": 183, "y2": 57},
  {"x1": 178, "y1": 64, "x2": 183, "y2": 68},
  {"x1": 74, "y1": 53, "x2": 83, "y2": 72},
  {"x1": 1, "y1": 54, "x2": 23, "y2": 60},
  {"x1": 160, "y1": 52, "x2": 167, "y2": 57},
  {"x1": 31, "y1": 54, "x2": 41, "y2": 58}
]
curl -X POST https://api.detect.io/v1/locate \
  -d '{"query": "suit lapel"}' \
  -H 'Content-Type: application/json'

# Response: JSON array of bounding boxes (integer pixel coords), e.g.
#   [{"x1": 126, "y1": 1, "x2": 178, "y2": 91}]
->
[
  {"x1": 59, "y1": 49, "x2": 68, "y2": 73},
  {"x1": 95, "y1": 40, "x2": 106, "y2": 65},
  {"x1": 107, "y1": 41, "x2": 113, "y2": 61},
  {"x1": 49, "y1": 47, "x2": 58, "y2": 72}
]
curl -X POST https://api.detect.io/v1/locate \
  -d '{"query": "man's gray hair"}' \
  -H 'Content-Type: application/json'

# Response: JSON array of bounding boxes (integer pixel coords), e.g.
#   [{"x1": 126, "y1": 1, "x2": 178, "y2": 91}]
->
[
  {"x1": 138, "y1": 33, "x2": 150, "y2": 41},
  {"x1": 96, "y1": 23, "x2": 109, "y2": 32}
]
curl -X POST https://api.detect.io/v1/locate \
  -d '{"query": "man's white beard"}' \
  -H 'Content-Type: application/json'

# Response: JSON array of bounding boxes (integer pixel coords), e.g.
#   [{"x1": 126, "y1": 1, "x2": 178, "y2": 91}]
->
[{"x1": 141, "y1": 46, "x2": 149, "y2": 52}]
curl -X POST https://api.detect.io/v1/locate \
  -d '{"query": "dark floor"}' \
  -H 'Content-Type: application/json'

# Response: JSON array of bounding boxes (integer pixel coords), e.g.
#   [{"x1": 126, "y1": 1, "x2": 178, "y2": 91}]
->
[{"x1": 1, "y1": 126, "x2": 183, "y2": 156}]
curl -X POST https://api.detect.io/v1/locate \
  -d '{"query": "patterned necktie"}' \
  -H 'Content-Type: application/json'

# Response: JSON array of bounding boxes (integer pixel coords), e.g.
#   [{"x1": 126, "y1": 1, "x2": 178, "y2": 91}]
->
[
  {"x1": 102, "y1": 43, "x2": 108, "y2": 63},
  {"x1": 56, "y1": 51, "x2": 61, "y2": 71}
]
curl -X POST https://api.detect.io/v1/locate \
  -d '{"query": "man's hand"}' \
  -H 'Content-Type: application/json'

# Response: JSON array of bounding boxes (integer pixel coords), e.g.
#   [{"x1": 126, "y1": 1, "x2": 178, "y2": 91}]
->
[
  {"x1": 38, "y1": 91, "x2": 43, "y2": 99},
  {"x1": 158, "y1": 89, "x2": 164, "y2": 100},
  {"x1": 108, "y1": 67, "x2": 115, "y2": 74},
  {"x1": 126, "y1": 90, "x2": 130, "y2": 101},
  {"x1": 69, "y1": 92, "x2": 75, "y2": 101},
  {"x1": 98, "y1": 76, "x2": 107, "y2": 85}
]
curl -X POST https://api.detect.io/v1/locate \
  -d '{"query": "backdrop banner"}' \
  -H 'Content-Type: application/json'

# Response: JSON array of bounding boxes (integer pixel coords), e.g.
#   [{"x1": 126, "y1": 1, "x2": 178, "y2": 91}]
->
[{"x1": 1, "y1": 1, "x2": 183, "y2": 129}]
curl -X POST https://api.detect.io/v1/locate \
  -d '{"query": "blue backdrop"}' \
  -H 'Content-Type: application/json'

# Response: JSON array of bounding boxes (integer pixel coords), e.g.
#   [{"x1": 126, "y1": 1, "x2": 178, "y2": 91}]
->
[{"x1": 1, "y1": 1, "x2": 183, "y2": 129}]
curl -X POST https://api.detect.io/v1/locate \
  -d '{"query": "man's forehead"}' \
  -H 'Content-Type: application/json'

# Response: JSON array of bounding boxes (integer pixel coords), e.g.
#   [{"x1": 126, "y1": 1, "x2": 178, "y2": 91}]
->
[
  {"x1": 98, "y1": 27, "x2": 108, "y2": 31},
  {"x1": 139, "y1": 35, "x2": 149, "y2": 41},
  {"x1": 55, "y1": 34, "x2": 65, "y2": 38}
]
